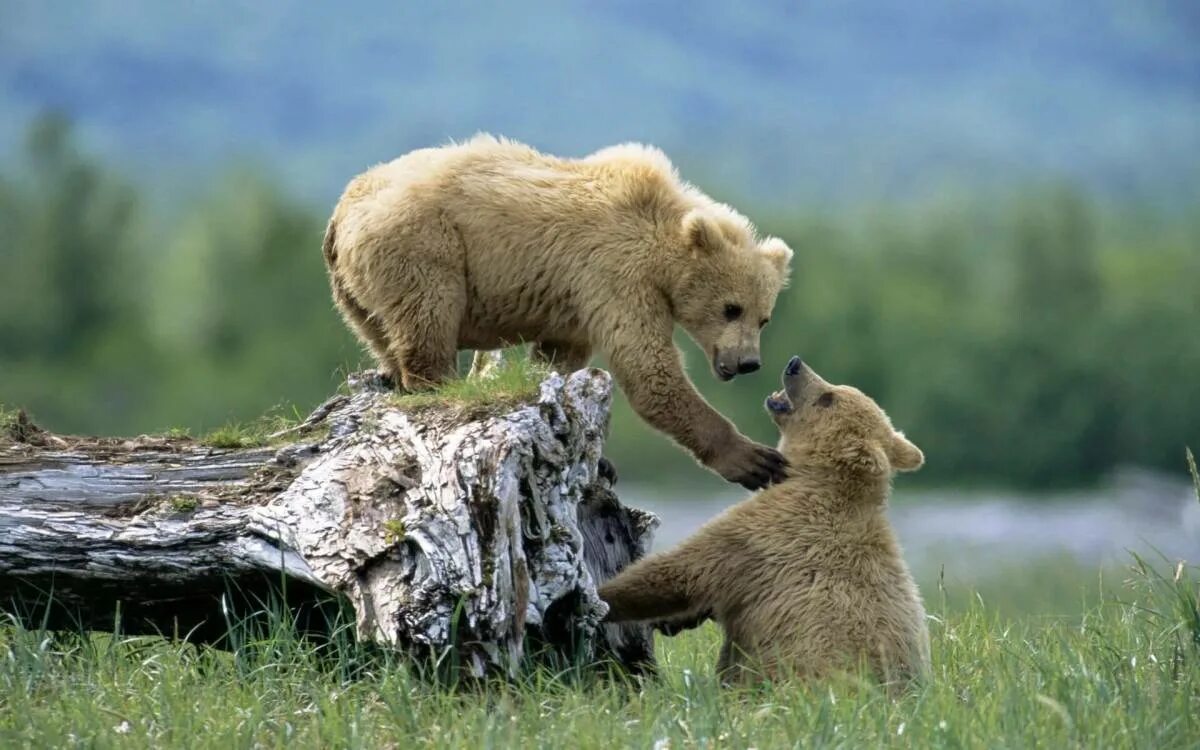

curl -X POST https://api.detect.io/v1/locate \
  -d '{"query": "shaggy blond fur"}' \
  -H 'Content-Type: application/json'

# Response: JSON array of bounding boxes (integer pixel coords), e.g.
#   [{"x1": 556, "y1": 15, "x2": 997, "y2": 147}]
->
[
  {"x1": 599, "y1": 357, "x2": 930, "y2": 686},
  {"x1": 324, "y1": 136, "x2": 793, "y2": 489}
]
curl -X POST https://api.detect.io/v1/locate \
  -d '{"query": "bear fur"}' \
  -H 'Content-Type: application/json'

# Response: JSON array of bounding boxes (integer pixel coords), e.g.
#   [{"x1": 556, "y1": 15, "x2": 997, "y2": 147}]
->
[
  {"x1": 323, "y1": 135, "x2": 793, "y2": 489},
  {"x1": 598, "y1": 356, "x2": 930, "y2": 686}
]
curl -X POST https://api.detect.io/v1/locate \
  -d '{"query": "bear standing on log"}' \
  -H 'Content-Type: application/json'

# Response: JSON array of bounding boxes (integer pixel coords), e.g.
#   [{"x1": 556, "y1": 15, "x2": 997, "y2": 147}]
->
[{"x1": 323, "y1": 135, "x2": 793, "y2": 489}]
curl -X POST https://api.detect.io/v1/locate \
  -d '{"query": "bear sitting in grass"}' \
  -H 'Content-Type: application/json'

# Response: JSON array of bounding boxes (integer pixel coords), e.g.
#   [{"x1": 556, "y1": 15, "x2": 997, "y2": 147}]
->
[{"x1": 599, "y1": 356, "x2": 930, "y2": 687}]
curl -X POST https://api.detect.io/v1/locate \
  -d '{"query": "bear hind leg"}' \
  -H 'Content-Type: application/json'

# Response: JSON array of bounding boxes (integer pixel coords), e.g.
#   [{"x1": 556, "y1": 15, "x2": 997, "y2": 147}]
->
[
  {"x1": 332, "y1": 278, "x2": 402, "y2": 382},
  {"x1": 368, "y1": 217, "x2": 468, "y2": 391},
  {"x1": 379, "y1": 291, "x2": 464, "y2": 392}
]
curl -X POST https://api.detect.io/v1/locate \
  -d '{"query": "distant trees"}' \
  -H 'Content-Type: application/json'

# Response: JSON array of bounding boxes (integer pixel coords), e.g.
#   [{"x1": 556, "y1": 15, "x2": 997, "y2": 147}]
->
[
  {"x1": 2, "y1": 115, "x2": 1196, "y2": 488},
  {"x1": 1, "y1": 114, "x2": 140, "y2": 361},
  {"x1": 610, "y1": 189, "x2": 1200, "y2": 487},
  {"x1": 0, "y1": 115, "x2": 358, "y2": 435}
]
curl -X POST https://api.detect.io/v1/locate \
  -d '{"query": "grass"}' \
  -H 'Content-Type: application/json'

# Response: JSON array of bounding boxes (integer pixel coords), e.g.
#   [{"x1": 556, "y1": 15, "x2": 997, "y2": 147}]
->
[
  {"x1": 0, "y1": 399, "x2": 312, "y2": 450},
  {"x1": 0, "y1": 403, "x2": 16, "y2": 431},
  {"x1": 919, "y1": 552, "x2": 1126, "y2": 619},
  {"x1": 1, "y1": 452, "x2": 1195, "y2": 747},
  {"x1": 390, "y1": 352, "x2": 551, "y2": 413},
  {"x1": 1, "y1": 554, "x2": 1198, "y2": 749},
  {"x1": 166, "y1": 495, "x2": 199, "y2": 513},
  {"x1": 199, "y1": 405, "x2": 320, "y2": 449},
  {"x1": 0, "y1": 402, "x2": 39, "y2": 444}
]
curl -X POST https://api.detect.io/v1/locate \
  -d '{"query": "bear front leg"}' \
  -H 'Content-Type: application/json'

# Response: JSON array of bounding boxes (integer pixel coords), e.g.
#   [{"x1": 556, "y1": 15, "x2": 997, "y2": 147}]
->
[
  {"x1": 606, "y1": 336, "x2": 787, "y2": 490},
  {"x1": 598, "y1": 551, "x2": 697, "y2": 623}
]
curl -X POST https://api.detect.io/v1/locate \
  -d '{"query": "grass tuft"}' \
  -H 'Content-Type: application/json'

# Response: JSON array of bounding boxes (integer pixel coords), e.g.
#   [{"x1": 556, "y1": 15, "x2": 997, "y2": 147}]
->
[
  {"x1": 199, "y1": 405, "x2": 319, "y2": 449},
  {"x1": 0, "y1": 405, "x2": 51, "y2": 445},
  {"x1": 0, "y1": 405, "x2": 19, "y2": 443},
  {"x1": 201, "y1": 423, "x2": 265, "y2": 449},
  {"x1": 167, "y1": 495, "x2": 199, "y2": 513},
  {"x1": 1187, "y1": 447, "x2": 1199, "y2": 506},
  {"x1": 391, "y1": 352, "x2": 551, "y2": 414}
]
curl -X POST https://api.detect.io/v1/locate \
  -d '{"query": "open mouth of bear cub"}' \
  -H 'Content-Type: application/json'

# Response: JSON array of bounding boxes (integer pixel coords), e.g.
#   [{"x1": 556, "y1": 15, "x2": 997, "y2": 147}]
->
[
  {"x1": 764, "y1": 356, "x2": 806, "y2": 414},
  {"x1": 765, "y1": 389, "x2": 792, "y2": 414}
]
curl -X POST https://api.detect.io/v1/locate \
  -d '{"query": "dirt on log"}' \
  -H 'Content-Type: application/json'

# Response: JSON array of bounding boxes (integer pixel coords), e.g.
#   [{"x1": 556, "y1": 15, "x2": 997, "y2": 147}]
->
[{"x1": 0, "y1": 369, "x2": 659, "y2": 678}]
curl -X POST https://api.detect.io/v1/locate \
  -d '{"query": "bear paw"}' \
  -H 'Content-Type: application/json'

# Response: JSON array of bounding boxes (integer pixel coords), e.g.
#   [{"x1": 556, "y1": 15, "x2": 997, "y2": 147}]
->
[{"x1": 712, "y1": 438, "x2": 788, "y2": 490}]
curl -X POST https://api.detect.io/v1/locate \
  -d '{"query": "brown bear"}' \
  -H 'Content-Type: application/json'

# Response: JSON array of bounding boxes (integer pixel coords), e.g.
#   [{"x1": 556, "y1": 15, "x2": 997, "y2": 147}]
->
[
  {"x1": 323, "y1": 136, "x2": 793, "y2": 489},
  {"x1": 598, "y1": 356, "x2": 930, "y2": 686}
]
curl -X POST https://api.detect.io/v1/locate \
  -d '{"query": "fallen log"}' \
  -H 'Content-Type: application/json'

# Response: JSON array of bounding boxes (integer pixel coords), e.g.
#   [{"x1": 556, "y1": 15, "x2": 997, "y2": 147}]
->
[{"x1": 0, "y1": 369, "x2": 659, "y2": 678}]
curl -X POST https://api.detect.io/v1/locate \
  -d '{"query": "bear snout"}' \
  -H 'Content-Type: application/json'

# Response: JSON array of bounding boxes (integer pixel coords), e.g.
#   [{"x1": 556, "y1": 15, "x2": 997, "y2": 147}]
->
[
  {"x1": 713, "y1": 350, "x2": 739, "y2": 381},
  {"x1": 715, "y1": 350, "x2": 761, "y2": 380},
  {"x1": 782, "y1": 356, "x2": 815, "y2": 401},
  {"x1": 737, "y1": 357, "x2": 762, "y2": 375}
]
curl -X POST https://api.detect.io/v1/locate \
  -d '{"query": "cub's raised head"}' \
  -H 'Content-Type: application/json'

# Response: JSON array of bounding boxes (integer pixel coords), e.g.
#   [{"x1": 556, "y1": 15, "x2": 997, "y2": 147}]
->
[
  {"x1": 672, "y1": 206, "x2": 793, "y2": 382},
  {"x1": 765, "y1": 356, "x2": 923, "y2": 477}
]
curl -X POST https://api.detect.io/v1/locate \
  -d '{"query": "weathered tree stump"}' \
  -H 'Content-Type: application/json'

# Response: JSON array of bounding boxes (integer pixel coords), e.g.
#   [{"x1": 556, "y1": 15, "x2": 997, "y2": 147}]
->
[{"x1": 0, "y1": 369, "x2": 659, "y2": 678}]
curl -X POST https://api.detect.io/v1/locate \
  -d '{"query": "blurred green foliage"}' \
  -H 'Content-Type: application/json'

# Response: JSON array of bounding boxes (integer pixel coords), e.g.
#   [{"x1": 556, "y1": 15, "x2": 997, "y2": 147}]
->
[
  {"x1": 0, "y1": 114, "x2": 360, "y2": 436},
  {"x1": 2, "y1": 115, "x2": 1196, "y2": 488}
]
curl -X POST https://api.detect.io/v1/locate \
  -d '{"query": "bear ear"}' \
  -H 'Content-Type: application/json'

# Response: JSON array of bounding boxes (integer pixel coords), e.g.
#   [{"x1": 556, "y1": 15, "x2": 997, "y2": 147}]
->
[
  {"x1": 682, "y1": 209, "x2": 726, "y2": 255},
  {"x1": 888, "y1": 432, "x2": 924, "y2": 472},
  {"x1": 838, "y1": 440, "x2": 889, "y2": 476},
  {"x1": 760, "y1": 237, "x2": 793, "y2": 275}
]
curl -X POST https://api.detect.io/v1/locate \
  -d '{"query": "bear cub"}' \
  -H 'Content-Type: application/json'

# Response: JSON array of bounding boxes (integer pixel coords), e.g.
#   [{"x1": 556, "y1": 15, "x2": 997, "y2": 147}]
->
[
  {"x1": 323, "y1": 136, "x2": 793, "y2": 489},
  {"x1": 599, "y1": 356, "x2": 931, "y2": 686}
]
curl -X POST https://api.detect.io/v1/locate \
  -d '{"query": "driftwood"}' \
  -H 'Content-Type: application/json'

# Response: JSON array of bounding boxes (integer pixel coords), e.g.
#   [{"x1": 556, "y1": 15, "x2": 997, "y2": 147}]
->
[{"x1": 0, "y1": 369, "x2": 659, "y2": 678}]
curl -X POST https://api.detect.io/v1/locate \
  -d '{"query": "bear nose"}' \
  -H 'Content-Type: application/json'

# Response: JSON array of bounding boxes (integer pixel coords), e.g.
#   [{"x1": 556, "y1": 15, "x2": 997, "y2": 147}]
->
[{"x1": 737, "y1": 357, "x2": 761, "y2": 375}]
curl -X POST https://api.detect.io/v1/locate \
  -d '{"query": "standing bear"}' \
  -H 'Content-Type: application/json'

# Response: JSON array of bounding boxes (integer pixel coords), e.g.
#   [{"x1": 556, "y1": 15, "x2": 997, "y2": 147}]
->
[
  {"x1": 599, "y1": 356, "x2": 931, "y2": 686},
  {"x1": 323, "y1": 136, "x2": 793, "y2": 489}
]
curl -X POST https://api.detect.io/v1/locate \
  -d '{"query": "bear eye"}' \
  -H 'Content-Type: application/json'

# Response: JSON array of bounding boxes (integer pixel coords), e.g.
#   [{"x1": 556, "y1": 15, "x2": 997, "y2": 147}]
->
[
  {"x1": 815, "y1": 392, "x2": 835, "y2": 407},
  {"x1": 723, "y1": 303, "x2": 744, "y2": 321},
  {"x1": 758, "y1": 317, "x2": 769, "y2": 329}
]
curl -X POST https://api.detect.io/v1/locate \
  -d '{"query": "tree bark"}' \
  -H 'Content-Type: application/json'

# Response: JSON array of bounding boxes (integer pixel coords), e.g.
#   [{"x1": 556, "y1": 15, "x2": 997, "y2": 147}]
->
[{"x1": 0, "y1": 369, "x2": 659, "y2": 678}]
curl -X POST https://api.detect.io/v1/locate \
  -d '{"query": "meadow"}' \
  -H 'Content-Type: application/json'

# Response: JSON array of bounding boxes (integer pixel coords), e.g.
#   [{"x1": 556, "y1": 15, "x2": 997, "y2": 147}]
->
[{"x1": 2, "y1": 532, "x2": 1197, "y2": 748}]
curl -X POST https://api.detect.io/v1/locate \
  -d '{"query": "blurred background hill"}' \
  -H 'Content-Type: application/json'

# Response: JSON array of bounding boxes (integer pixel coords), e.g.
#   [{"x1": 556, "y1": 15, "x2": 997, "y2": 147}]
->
[
  {"x1": 2, "y1": 2, "x2": 1198, "y2": 210},
  {"x1": 1, "y1": 1, "x2": 1197, "y2": 515}
]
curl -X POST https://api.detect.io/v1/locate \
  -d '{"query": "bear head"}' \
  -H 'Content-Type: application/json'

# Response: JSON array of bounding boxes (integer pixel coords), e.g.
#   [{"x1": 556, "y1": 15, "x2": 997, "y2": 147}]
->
[
  {"x1": 764, "y1": 356, "x2": 924, "y2": 478},
  {"x1": 671, "y1": 207, "x2": 793, "y2": 382}
]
